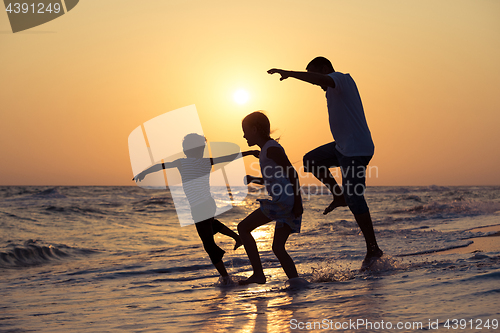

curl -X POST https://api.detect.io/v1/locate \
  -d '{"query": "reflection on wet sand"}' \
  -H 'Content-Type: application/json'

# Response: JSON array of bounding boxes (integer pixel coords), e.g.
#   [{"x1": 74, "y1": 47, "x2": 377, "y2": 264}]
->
[
  {"x1": 199, "y1": 283, "x2": 295, "y2": 332},
  {"x1": 199, "y1": 276, "x2": 386, "y2": 333}
]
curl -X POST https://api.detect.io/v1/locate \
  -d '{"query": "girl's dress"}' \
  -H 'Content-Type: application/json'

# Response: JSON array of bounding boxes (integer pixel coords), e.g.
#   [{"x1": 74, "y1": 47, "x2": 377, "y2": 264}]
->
[{"x1": 258, "y1": 140, "x2": 302, "y2": 233}]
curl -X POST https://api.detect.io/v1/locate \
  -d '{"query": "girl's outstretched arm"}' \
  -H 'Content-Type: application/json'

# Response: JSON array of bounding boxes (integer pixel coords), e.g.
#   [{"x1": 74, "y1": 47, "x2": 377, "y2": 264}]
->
[
  {"x1": 133, "y1": 160, "x2": 181, "y2": 182},
  {"x1": 245, "y1": 175, "x2": 264, "y2": 185},
  {"x1": 266, "y1": 147, "x2": 303, "y2": 217}
]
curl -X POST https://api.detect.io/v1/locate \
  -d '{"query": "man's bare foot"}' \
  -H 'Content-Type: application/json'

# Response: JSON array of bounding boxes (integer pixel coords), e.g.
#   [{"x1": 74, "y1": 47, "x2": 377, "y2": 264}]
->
[
  {"x1": 360, "y1": 249, "x2": 384, "y2": 272},
  {"x1": 238, "y1": 274, "x2": 266, "y2": 285},
  {"x1": 323, "y1": 197, "x2": 347, "y2": 215}
]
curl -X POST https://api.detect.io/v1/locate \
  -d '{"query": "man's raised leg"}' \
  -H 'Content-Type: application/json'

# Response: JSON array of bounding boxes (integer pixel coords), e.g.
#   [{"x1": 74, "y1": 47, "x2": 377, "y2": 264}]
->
[
  {"x1": 303, "y1": 143, "x2": 347, "y2": 215},
  {"x1": 315, "y1": 168, "x2": 347, "y2": 215}
]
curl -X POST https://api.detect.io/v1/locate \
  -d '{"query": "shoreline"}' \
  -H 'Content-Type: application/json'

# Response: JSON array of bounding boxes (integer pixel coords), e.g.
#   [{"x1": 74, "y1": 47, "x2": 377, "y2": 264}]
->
[{"x1": 439, "y1": 225, "x2": 500, "y2": 255}]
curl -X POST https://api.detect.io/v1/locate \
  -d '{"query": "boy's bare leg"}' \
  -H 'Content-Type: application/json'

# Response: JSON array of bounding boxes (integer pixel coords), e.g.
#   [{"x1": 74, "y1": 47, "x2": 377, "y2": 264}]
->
[
  {"x1": 312, "y1": 168, "x2": 347, "y2": 214},
  {"x1": 217, "y1": 224, "x2": 243, "y2": 250},
  {"x1": 237, "y1": 209, "x2": 272, "y2": 285},
  {"x1": 214, "y1": 261, "x2": 234, "y2": 285},
  {"x1": 272, "y1": 224, "x2": 298, "y2": 279},
  {"x1": 214, "y1": 260, "x2": 229, "y2": 277}
]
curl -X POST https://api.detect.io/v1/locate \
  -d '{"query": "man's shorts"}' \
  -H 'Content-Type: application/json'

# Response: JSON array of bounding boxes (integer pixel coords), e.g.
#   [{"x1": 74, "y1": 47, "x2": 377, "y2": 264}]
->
[{"x1": 303, "y1": 142, "x2": 372, "y2": 215}]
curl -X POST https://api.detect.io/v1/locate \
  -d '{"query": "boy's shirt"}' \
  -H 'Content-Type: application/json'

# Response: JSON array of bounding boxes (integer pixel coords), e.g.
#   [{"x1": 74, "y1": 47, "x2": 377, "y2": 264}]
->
[{"x1": 178, "y1": 157, "x2": 212, "y2": 207}]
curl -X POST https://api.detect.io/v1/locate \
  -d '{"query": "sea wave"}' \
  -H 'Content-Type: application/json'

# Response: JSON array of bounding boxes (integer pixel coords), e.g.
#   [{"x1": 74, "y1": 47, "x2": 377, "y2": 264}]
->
[
  {"x1": 133, "y1": 196, "x2": 174, "y2": 206},
  {"x1": 44, "y1": 205, "x2": 107, "y2": 216},
  {"x1": 4, "y1": 187, "x2": 67, "y2": 201},
  {"x1": 0, "y1": 210, "x2": 38, "y2": 221},
  {"x1": 392, "y1": 200, "x2": 500, "y2": 219},
  {"x1": 396, "y1": 241, "x2": 474, "y2": 257},
  {"x1": 0, "y1": 240, "x2": 95, "y2": 268}
]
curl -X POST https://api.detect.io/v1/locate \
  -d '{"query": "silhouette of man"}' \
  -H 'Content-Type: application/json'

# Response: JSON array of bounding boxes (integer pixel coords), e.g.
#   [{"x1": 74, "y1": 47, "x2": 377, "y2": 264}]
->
[{"x1": 268, "y1": 57, "x2": 383, "y2": 269}]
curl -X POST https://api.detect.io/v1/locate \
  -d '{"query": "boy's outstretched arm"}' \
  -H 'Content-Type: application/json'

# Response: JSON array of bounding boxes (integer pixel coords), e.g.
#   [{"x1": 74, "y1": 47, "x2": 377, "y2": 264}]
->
[
  {"x1": 133, "y1": 160, "x2": 180, "y2": 182},
  {"x1": 268, "y1": 68, "x2": 335, "y2": 88},
  {"x1": 211, "y1": 150, "x2": 259, "y2": 165}
]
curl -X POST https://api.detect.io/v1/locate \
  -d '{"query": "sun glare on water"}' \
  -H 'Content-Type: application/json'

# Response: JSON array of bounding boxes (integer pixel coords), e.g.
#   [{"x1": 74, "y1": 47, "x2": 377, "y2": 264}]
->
[{"x1": 233, "y1": 89, "x2": 249, "y2": 105}]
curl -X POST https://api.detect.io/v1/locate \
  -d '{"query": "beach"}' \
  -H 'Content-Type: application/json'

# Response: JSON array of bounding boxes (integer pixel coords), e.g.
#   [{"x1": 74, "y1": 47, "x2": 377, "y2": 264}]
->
[
  {"x1": 1, "y1": 186, "x2": 499, "y2": 332},
  {"x1": 438, "y1": 225, "x2": 500, "y2": 255}
]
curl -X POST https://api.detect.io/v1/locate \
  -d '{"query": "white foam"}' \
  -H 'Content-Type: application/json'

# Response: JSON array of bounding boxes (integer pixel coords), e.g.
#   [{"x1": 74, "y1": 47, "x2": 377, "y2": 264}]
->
[{"x1": 309, "y1": 261, "x2": 357, "y2": 282}]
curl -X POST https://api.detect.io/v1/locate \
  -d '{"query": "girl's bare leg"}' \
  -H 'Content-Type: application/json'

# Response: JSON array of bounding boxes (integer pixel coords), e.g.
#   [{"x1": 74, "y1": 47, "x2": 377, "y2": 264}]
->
[
  {"x1": 272, "y1": 224, "x2": 298, "y2": 279},
  {"x1": 237, "y1": 209, "x2": 272, "y2": 285}
]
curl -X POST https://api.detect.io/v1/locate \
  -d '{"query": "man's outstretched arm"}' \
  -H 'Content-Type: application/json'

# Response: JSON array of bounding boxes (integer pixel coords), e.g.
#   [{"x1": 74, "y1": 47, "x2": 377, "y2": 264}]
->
[{"x1": 268, "y1": 68, "x2": 335, "y2": 88}]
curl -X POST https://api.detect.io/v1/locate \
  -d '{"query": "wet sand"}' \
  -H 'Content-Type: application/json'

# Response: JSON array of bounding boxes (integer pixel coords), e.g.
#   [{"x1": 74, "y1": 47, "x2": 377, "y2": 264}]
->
[{"x1": 439, "y1": 225, "x2": 500, "y2": 255}]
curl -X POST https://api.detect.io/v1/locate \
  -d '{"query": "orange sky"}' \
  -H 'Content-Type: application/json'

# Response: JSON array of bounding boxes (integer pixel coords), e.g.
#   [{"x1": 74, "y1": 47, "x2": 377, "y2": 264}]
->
[{"x1": 1, "y1": 0, "x2": 499, "y2": 186}]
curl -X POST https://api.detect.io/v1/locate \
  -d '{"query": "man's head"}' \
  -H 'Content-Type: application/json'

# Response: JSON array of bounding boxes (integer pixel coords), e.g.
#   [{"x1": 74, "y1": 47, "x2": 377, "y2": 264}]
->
[{"x1": 306, "y1": 56, "x2": 335, "y2": 74}]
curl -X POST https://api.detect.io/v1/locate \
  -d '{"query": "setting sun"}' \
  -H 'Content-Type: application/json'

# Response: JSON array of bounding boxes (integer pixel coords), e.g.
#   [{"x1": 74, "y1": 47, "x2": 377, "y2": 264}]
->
[{"x1": 233, "y1": 89, "x2": 249, "y2": 105}]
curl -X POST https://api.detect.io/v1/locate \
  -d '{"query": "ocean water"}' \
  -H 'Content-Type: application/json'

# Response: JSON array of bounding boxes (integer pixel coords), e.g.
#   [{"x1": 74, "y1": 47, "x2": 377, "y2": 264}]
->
[{"x1": 1, "y1": 185, "x2": 499, "y2": 332}]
